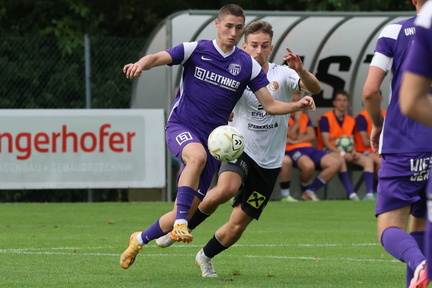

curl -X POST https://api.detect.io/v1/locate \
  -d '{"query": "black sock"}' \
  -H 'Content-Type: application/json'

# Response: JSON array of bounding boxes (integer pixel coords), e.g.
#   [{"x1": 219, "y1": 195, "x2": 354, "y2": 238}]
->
[
  {"x1": 203, "y1": 234, "x2": 228, "y2": 258},
  {"x1": 280, "y1": 181, "x2": 290, "y2": 189},
  {"x1": 188, "y1": 207, "x2": 210, "y2": 230}
]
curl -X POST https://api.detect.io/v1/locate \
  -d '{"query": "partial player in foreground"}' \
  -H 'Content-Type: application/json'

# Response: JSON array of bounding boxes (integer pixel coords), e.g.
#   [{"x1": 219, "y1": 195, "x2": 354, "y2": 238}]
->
[
  {"x1": 156, "y1": 20, "x2": 320, "y2": 277},
  {"x1": 363, "y1": 0, "x2": 431, "y2": 287},
  {"x1": 119, "y1": 5, "x2": 315, "y2": 271},
  {"x1": 400, "y1": 1, "x2": 432, "y2": 286}
]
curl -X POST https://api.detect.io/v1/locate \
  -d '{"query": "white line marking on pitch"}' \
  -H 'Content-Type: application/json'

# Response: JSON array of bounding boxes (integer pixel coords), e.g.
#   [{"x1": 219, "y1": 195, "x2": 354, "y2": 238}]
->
[{"x1": 0, "y1": 242, "x2": 397, "y2": 263}]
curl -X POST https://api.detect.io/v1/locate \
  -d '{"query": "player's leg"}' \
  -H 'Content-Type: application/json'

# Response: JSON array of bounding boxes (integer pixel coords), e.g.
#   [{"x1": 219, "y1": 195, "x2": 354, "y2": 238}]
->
[
  {"x1": 407, "y1": 216, "x2": 427, "y2": 287},
  {"x1": 350, "y1": 152, "x2": 375, "y2": 199},
  {"x1": 196, "y1": 157, "x2": 278, "y2": 277},
  {"x1": 296, "y1": 155, "x2": 318, "y2": 200},
  {"x1": 378, "y1": 209, "x2": 427, "y2": 288},
  {"x1": 157, "y1": 155, "x2": 243, "y2": 248},
  {"x1": 120, "y1": 130, "x2": 214, "y2": 268},
  {"x1": 195, "y1": 205, "x2": 254, "y2": 277},
  {"x1": 188, "y1": 169, "x2": 242, "y2": 229},
  {"x1": 279, "y1": 154, "x2": 297, "y2": 202},
  {"x1": 367, "y1": 152, "x2": 381, "y2": 197},
  {"x1": 376, "y1": 153, "x2": 429, "y2": 287},
  {"x1": 335, "y1": 153, "x2": 357, "y2": 198},
  {"x1": 168, "y1": 142, "x2": 209, "y2": 242},
  {"x1": 301, "y1": 150, "x2": 341, "y2": 200}
]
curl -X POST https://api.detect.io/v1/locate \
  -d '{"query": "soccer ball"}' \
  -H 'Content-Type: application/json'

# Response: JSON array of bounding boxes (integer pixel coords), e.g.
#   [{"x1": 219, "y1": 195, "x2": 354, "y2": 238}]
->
[
  {"x1": 335, "y1": 136, "x2": 354, "y2": 152},
  {"x1": 207, "y1": 125, "x2": 245, "y2": 162}
]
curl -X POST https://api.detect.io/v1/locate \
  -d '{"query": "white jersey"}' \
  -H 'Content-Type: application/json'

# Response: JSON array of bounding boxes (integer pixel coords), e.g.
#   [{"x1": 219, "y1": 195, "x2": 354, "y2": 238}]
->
[{"x1": 229, "y1": 63, "x2": 300, "y2": 169}]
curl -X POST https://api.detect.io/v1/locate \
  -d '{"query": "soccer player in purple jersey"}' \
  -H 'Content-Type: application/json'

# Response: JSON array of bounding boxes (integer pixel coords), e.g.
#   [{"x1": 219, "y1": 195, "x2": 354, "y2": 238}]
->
[
  {"x1": 119, "y1": 4, "x2": 315, "y2": 270},
  {"x1": 363, "y1": 0, "x2": 431, "y2": 287},
  {"x1": 153, "y1": 20, "x2": 320, "y2": 277},
  {"x1": 400, "y1": 0, "x2": 432, "y2": 286}
]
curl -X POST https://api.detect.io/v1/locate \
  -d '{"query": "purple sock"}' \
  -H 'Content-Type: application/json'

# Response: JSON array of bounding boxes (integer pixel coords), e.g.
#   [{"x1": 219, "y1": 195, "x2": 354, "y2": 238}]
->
[
  {"x1": 406, "y1": 231, "x2": 425, "y2": 288},
  {"x1": 300, "y1": 182, "x2": 309, "y2": 192},
  {"x1": 140, "y1": 218, "x2": 164, "y2": 244},
  {"x1": 308, "y1": 177, "x2": 326, "y2": 192},
  {"x1": 381, "y1": 227, "x2": 426, "y2": 271},
  {"x1": 338, "y1": 172, "x2": 355, "y2": 195},
  {"x1": 175, "y1": 186, "x2": 196, "y2": 221},
  {"x1": 363, "y1": 172, "x2": 374, "y2": 194}
]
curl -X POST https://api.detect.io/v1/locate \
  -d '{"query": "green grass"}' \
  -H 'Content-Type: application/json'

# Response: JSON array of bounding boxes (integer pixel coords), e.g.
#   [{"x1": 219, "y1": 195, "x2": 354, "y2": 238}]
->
[{"x1": 0, "y1": 201, "x2": 403, "y2": 287}]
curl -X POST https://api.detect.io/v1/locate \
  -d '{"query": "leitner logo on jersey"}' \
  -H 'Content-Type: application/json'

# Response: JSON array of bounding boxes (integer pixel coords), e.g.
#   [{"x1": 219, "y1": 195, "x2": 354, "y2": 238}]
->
[
  {"x1": 194, "y1": 67, "x2": 240, "y2": 91},
  {"x1": 0, "y1": 109, "x2": 165, "y2": 189}
]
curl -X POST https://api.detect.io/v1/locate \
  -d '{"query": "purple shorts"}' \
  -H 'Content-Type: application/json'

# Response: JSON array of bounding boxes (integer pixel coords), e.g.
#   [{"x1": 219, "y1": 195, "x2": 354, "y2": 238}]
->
[
  {"x1": 285, "y1": 147, "x2": 328, "y2": 170},
  {"x1": 165, "y1": 122, "x2": 219, "y2": 201},
  {"x1": 375, "y1": 153, "x2": 430, "y2": 217}
]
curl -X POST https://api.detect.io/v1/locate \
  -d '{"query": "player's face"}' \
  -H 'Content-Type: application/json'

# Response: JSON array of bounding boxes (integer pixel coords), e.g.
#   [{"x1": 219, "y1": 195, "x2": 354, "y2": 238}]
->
[
  {"x1": 215, "y1": 14, "x2": 245, "y2": 49},
  {"x1": 333, "y1": 94, "x2": 350, "y2": 113},
  {"x1": 242, "y1": 32, "x2": 273, "y2": 66}
]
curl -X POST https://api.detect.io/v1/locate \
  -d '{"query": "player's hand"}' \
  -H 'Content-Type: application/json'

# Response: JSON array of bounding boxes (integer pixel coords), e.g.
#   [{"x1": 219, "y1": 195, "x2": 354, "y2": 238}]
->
[
  {"x1": 123, "y1": 63, "x2": 143, "y2": 79},
  {"x1": 283, "y1": 48, "x2": 303, "y2": 72},
  {"x1": 296, "y1": 95, "x2": 316, "y2": 111},
  {"x1": 370, "y1": 126, "x2": 382, "y2": 153}
]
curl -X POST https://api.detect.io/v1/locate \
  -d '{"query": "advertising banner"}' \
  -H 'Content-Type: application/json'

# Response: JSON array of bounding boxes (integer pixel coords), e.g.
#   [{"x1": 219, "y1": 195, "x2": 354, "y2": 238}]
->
[{"x1": 0, "y1": 109, "x2": 165, "y2": 189}]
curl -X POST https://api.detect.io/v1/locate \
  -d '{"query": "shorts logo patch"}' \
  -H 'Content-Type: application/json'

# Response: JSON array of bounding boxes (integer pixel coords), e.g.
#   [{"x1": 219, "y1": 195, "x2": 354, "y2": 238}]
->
[
  {"x1": 247, "y1": 191, "x2": 266, "y2": 208},
  {"x1": 176, "y1": 132, "x2": 193, "y2": 146}
]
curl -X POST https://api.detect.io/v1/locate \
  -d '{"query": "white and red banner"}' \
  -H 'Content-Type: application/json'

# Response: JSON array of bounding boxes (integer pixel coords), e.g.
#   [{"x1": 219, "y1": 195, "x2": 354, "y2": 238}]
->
[{"x1": 0, "y1": 109, "x2": 166, "y2": 189}]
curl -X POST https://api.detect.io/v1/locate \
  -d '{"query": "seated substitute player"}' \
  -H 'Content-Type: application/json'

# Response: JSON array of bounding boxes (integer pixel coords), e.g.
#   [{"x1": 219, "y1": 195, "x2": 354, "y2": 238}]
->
[
  {"x1": 280, "y1": 91, "x2": 342, "y2": 201},
  {"x1": 156, "y1": 20, "x2": 321, "y2": 277},
  {"x1": 317, "y1": 90, "x2": 375, "y2": 200}
]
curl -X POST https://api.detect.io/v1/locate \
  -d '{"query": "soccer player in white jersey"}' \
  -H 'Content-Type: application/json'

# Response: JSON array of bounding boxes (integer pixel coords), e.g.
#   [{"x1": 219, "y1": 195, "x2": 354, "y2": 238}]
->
[
  {"x1": 362, "y1": 0, "x2": 431, "y2": 287},
  {"x1": 156, "y1": 20, "x2": 320, "y2": 277},
  {"x1": 119, "y1": 5, "x2": 316, "y2": 270},
  {"x1": 400, "y1": 0, "x2": 432, "y2": 285}
]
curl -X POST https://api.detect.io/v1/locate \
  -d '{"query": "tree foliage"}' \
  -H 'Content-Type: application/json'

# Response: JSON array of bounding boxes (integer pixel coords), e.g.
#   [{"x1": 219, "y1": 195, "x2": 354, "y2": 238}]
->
[{"x1": 1, "y1": 0, "x2": 413, "y2": 38}]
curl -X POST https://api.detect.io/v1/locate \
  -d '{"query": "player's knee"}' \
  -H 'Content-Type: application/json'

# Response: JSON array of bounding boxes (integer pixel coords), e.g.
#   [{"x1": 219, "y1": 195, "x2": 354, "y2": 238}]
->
[
  {"x1": 229, "y1": 222, "x2": 247, "y2": 238},
  {"x1": 186, "y1": 151, "x2": 207, "y2": 170}
]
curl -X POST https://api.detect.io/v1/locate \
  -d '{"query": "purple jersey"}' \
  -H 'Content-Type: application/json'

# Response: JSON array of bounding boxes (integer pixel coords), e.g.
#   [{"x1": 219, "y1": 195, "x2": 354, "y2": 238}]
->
[
  {"x1": 375, "y1": 16, "x2": 432, "y2": 154},
  {"x1": 166, "y1": 39, "x2": 269, "y2": 143},
  {"x1": 404, "y1": 4, "x2": 432, "y2": 80}
]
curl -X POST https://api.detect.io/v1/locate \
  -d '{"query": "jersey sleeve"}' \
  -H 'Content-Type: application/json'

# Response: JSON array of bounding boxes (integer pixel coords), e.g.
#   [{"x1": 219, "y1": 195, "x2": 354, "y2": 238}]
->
[
  {"x1": 319, "y1": 116, "x2": 330, "y2": 133},
  {"x1": 355, "y1": 115, "x2": 367, "y2": 132},
  {"x1": 247, "y1": 56, "x2": 270, "y2": 93},
  {"x1": 166, "y1": 42, "x2": 198, "y2": 66},
  {"x1": 404, "y1": 7, "x2": 432, "y2": 78}
]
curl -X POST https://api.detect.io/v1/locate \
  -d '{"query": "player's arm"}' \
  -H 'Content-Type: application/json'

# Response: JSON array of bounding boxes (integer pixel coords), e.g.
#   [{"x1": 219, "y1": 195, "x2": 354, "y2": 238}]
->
[
  {"x1": 284, "y1": 48, "x2": 321, "y2": 94},
  {"x1": 359, "y1": 131, "x2": 370, "y2": 147},
  {"x1": 400, "y1": 71, "x2": 432, "y2": 127},
  {"x1": 123, "y1": 51, "x2": 173, "y2": 79},
  {"x1": 287, "y1": 114, "x2": 300, "y2": 140},
  {"x1": 295, "y1": 126, "x2": 316, "y2": 144},
  {"x1": 320, "y1": 132, "x2": 339, "y2": 153},
  {"x1": 362, "y1": 52, "x2": 389, "y2": 152},
  {"x1": 356, "y1": 115, "x2": 370, "y2": 147},
  {"x1": 255, "y1": 88, "x2": 315, "y2": 115}
]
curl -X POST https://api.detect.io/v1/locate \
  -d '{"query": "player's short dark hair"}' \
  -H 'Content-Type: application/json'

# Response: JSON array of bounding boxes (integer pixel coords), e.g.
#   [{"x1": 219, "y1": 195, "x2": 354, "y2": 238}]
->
[
  {"x1": 244, "y1": 20, "x2": 273, "y2": 42},
  {"x1": 332, "y1": 89, "x2": 350, "y2": 101},
  {"x1": 218, "y1": 4, "x2": 245, "y2": 21}
]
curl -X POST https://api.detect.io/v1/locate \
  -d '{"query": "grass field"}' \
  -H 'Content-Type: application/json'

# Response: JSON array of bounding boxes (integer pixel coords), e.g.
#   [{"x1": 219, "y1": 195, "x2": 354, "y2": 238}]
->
[{"x1": 0, "y1": 200, "x2": 405, "y2": 287}]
